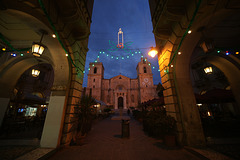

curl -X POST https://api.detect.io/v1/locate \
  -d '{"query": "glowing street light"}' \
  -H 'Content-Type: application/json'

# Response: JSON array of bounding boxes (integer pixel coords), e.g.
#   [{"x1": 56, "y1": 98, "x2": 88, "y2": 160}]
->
[{"x1": 148, "y1": 47, "x2": 158, "y2": 58}]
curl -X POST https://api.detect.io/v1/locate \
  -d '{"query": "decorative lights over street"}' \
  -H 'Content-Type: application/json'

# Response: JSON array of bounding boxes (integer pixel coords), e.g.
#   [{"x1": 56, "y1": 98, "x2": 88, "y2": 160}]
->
[{"x1": 52, "y1": 34, "x2": 56, "y2": 38}]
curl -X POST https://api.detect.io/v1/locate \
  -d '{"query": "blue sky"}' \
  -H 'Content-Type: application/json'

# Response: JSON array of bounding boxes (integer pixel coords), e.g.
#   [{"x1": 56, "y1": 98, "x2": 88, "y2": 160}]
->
[{"x1": 83, "y1": 0, "x2": 161, "y2": 87}]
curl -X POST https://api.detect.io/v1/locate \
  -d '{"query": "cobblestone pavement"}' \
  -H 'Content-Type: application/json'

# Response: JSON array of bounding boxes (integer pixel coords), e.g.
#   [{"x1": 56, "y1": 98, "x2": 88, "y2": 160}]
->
[
  {"x1": 0, "y1": 145, "x2": 37, "y2": 160},
  {"x1": 48, "y1": 117, "x2": 204, "y2": 160}
]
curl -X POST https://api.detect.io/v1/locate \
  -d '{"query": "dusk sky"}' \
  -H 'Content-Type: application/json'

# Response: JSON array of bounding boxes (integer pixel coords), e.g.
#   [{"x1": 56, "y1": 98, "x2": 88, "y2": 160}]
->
[{"x1": 83, "y1": 0, "x2": 161, "y2": 87}]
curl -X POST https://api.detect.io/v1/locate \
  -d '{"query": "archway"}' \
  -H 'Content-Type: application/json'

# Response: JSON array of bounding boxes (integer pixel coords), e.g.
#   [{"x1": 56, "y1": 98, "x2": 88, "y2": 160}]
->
[
  {"x1": 0, "y1": 7, "x2": 69, "y2": 148},
  {"x1": 1, "y1": 63, "x2": 54, "y2": 140},
  {"x1": 118, "y1": 97, "x2": 123, "y2": 109},
  {"x1": 150, "y1": 0, "x2": 240, "y2": 146},
  {"x1": 173, "y1": 13, "x2": 240, "y2": 145}
]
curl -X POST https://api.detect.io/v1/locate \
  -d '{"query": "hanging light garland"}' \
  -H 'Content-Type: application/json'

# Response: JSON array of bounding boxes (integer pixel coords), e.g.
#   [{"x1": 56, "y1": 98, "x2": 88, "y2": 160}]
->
[
  {"x1": 167, "y1": 0, "x2": 203, "y2": 67},
  {"x1": 1, "y1": 0, "x2": 239, "y2": 81},
  {"x1": 38, "y1": 0, "x2": 84, "y2": 78}
]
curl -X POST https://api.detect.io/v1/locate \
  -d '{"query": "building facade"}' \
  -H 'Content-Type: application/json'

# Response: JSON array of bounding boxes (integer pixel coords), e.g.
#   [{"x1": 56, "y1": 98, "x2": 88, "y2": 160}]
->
[{"x1": 85, "y1": 58, "x2": 158, "y2": 109}]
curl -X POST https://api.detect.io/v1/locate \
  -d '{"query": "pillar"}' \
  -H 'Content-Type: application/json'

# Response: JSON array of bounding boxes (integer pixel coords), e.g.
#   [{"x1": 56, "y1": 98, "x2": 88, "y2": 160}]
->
[
  {"x1": 40, "y1": 91, "x2": 66, "y2": 148},
  {"x1": 0, "y1": 98, "x2": 10, "y2": 127}
]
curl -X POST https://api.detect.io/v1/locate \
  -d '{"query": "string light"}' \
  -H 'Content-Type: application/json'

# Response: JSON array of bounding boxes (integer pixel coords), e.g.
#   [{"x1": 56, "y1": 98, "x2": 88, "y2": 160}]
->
[
  {"x1": 236, "y1": 52, "x2": 239, "y2": 55},
  {"x1": 2, "y1": 47, "x2": 6, "y2": 51},
  {"x1": 52, "y1": 34, "x2": 56, "y2": 38},
  {"x1": 178, "y1": 52, "x2": 181, "y2": 55},
  {"x1": 188, "y1": 30, "x2": 192, "y2": 34}
]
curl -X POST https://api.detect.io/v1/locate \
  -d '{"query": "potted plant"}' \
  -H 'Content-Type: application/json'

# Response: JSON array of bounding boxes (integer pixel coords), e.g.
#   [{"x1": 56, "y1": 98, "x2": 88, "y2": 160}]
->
[
  {"x1": 162, "y1": 115, "x2": 177, "y2": 147},
  {"x1": 75, "y1": 94, "x2": 96, "y2": 145}
]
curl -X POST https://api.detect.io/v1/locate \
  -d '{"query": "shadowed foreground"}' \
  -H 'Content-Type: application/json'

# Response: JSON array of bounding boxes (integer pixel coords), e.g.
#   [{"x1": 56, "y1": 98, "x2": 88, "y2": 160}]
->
[{"x1": 48, "y1": 117, "x2": 202, "y2": 160}]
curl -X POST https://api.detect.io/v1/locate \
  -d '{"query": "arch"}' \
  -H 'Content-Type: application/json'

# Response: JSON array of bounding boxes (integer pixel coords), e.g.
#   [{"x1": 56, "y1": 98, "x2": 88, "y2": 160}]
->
[
  {"x1": 143, "y1": 67, "x2": 147, "y2": 73},
  {"x1": 0, "y1": 56, "x2": 55, "y2": 97},
  {"x1": 0, "y1": 8, "x2": 70, "y2": 148},
  {"x1": 94, "y1": 67, "x2": 97, "y2": 74},
  {"x1": 118, "y1": 97, "x2": 123, "y2": 109},
  {"x1": 155, "y1": 4, "x2": 240, "y2": 146}
]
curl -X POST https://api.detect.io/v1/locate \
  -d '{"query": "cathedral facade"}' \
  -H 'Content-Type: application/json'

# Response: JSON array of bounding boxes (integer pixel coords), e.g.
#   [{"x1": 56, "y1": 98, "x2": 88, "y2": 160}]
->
[{"x1": 85, "y1": 58, "x2": 158, "y2": 109}]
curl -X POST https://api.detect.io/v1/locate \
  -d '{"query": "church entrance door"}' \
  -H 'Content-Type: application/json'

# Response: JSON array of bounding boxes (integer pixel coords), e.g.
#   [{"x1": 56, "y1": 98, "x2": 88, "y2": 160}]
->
[{"x1": 118, "y1": 97, "x2": 123, "y2": 109}]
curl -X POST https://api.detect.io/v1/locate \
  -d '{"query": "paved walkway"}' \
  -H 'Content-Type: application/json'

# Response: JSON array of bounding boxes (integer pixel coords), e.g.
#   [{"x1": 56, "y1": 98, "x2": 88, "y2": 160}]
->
[{"x1": 48, "y1": 116, "x2": 204, "y2": 160}]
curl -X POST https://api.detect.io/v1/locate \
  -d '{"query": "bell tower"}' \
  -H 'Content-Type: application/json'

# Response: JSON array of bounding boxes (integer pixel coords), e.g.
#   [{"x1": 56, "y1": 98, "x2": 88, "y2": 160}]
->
[
  {"x1": 86, "y1": 60, "x2": 104, "y2": 100},
  {"x1": 137, "y1": 57, "x2": 155, "y2": 103}
]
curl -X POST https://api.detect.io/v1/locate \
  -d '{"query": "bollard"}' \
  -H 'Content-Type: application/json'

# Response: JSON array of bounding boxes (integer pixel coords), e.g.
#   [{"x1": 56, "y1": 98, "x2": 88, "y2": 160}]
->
[{"x1": 122, "y1": 120, "x2": 130, "y2": 138}]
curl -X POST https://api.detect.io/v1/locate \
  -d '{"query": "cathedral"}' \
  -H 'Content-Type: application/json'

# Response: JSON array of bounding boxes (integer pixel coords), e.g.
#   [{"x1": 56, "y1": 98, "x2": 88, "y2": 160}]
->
[{"x1": 85, "y1": 58, "x2": 158, "y2": 109}]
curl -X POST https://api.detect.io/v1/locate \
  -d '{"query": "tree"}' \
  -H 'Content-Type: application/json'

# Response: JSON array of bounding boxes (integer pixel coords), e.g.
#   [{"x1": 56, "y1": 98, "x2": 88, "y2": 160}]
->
[
  {"x1": 156, "y1": 83, "x2": 165, "y2": 97},
  {"x1": 77, "y1": 94, "x2": 96, "y2": 136}
]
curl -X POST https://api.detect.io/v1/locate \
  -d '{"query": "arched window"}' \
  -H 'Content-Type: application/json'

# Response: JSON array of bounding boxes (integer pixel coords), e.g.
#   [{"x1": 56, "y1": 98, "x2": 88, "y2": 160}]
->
[
  {"x1": 93, "y1": 85, "x2": 95, "y2": 88},
  {"x1": 143, "y1": 67, "x2": 147, "y2": 73},
  {"x1": 94, "y1": 67, "x2": 97, "y2": 74},
  {"x1": 93, "y1": 79, "x2": 95, "y2": 82}
]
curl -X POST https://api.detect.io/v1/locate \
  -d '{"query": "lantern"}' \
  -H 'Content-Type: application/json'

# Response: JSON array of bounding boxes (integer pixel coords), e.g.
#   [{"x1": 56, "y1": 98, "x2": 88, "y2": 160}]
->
[
  {"x1": 32, "y1": 43, "x2": 45, "y2": 57},
  {"x1": 204, "y1": 66, "x2": 212, "y2": 74},
  {"x1": 32, "y1": 69, "x2": 40, "y2": 77},
  {"x1": 32, "y1": 30, "x2": 47, "y2": 57}
]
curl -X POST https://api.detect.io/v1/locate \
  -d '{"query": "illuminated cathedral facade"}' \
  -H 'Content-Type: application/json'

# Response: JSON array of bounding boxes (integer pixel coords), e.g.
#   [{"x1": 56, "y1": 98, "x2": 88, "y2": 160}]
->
[{"x1": 85, "y1": 58, "x2": 158, "y2": 109}]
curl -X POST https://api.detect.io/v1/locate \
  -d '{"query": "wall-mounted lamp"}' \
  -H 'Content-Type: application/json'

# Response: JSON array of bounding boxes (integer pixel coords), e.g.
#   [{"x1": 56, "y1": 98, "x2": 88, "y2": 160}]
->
[
  {"x1": 148, "y1": 47, "x2": 158, "y2": 58},
  {"x1": 32, "y1": 30, "x2": 47, "y2": 57}
]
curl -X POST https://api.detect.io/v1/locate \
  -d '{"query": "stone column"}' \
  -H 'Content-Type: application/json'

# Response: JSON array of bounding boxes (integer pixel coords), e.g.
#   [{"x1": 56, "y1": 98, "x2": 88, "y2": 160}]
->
[
  {"x1": 0, "y1": 98, "x2": 10, "y2": 127},
  {"x1": 40, "y1": 90, "x2": 66, "y2": 148},
  {"x1": 114, "y1": 92, "x2": 118, "y2": 109},
  {"x1": 124, "y1": 93, "x2": 127, "y2": 109}
]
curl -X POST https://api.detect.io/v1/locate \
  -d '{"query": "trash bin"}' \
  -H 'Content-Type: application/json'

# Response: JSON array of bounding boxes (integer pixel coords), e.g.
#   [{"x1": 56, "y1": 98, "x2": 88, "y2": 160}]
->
[{"x1": 122, "y1": 120, "x2": 130, "y2": 138}]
